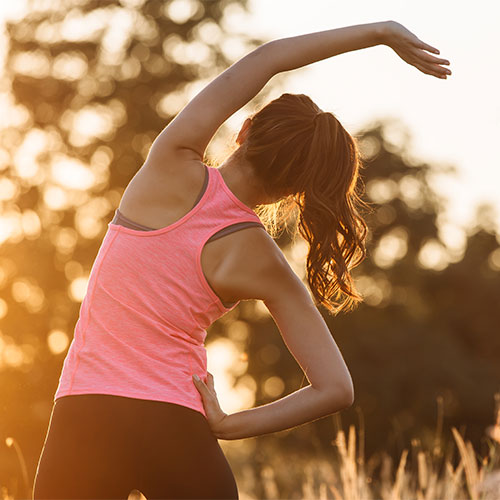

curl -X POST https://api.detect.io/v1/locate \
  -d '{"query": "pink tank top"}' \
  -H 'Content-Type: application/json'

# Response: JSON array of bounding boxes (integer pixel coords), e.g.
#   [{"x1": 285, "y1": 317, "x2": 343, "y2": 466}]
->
[{"x1": 54, "y1": 165, "x2": 265, "y2": 417}]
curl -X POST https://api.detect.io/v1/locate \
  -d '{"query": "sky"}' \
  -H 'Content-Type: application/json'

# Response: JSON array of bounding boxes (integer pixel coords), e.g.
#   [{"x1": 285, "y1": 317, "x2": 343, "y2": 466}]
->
[{"x1": 226, "y1": 0, "x2": 500, "y2": 236}]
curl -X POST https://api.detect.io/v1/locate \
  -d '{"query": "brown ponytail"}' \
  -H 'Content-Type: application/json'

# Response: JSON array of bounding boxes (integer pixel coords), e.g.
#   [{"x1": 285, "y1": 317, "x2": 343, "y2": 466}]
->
[{"x1": 242, "y1": 93, "x2": 371, "y2": 315}]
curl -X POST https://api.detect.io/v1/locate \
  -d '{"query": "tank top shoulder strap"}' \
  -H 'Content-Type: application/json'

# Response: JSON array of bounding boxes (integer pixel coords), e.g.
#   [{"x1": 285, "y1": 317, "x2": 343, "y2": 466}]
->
[
  {"x1": 210, "y1": 167, "x2": 263, "y2": 224},
  {"x1": 198, "y1": 166, "x2": 265, "y2": 245}
]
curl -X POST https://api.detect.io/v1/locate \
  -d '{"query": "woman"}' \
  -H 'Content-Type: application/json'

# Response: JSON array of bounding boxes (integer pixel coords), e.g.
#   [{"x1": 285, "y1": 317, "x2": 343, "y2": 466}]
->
[{"x1": 33, "y1": 19, "x2": 451, "y2": 500}]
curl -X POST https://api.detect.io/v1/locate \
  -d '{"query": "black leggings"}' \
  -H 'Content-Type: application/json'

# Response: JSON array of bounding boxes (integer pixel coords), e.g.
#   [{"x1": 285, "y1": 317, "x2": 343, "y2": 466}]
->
[{"x1": 32, "y1": 394, "x2": 239, "y2": 499}]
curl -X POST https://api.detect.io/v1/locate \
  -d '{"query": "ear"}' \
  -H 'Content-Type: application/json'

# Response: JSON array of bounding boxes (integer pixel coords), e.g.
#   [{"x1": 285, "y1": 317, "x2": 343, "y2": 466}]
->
[{"x1": 236, "y1": 117, "x2": 252, "y2": 145}]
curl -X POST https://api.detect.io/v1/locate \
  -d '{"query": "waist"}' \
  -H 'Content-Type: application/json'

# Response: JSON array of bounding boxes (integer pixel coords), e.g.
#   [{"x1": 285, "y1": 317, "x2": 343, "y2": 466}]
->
[
  {"x1": 54, "y1": 331, "x2": 208, "y2": 417},
  {"x1": 55, "y1": 393, "x2": 207, "y2": 422}
]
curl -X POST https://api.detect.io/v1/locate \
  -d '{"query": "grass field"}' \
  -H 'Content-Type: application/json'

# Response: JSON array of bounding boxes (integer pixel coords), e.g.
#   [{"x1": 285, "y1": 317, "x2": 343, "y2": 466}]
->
[{"x1": 4, "y1": 394, "x2": 499, "y2": 500}]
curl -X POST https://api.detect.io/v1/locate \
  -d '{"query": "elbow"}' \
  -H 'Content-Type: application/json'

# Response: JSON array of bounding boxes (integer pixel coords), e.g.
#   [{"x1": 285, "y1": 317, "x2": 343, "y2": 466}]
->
[
  {"x1": 342, "y1": 389, "x2": 355, "y2": 409},
  {"x1": 315, "y1": 379, "x2": 355, "y2": 411},
  {"x1": 254, "y1": 40, "x2": 281, "y2": 76},
  {"x1": 343, "y1": 379, "x2": 355, "y2": 408},
  {"x1": 332, "y1": 381, "x2": 355, "y2": 410}
]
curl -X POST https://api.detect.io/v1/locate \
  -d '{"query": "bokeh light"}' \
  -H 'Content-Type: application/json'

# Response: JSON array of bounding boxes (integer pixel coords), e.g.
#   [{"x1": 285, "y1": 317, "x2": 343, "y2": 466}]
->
[
  {"x1": 47, "y1": 329, "x2": 70, "y2": 355},
  {"x1": 417, "y1": 238, "x2": 449, "y2": 271},
  {"x1": 372, "y1": 226, "x2": 409, "y2": 269},
  {"x1": 207, "y1": 337, "x2": 256, "y2": 414},
  {"x1": 69, "y1": 276, "x2": 89, "y2": 303}
]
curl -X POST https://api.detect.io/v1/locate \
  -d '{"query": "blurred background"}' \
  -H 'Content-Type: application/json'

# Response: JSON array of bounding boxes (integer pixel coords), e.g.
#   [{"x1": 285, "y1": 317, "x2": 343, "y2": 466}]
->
[{"x1": 0, "y1": 0, "x2": 499, "y2": 498}]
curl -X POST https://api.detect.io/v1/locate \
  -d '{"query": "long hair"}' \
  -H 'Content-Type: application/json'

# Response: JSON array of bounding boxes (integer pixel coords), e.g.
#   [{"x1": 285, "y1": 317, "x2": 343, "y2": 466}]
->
[{"x1": 242, "y1": 93, "x2": 371, "y2": 316}]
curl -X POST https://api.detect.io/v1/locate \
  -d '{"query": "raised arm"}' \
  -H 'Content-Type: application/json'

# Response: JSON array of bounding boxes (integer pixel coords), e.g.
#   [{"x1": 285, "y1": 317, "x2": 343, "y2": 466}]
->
[
  {"x1": 147, "y1": 22, "x2": 385, "y2": 162},
  {"x1": 146, "y1": 20, "x2": 450, "y2": 165}
]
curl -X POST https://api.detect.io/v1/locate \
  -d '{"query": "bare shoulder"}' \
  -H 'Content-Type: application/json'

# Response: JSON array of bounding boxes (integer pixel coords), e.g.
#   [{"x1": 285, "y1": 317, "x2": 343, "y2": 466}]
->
[
  {"x1": 212, "y1": 227, "x2": 313, "y2": 307},
  {"x1": 118, "y1": 149, "x2": 205, "y2": 219},
  {"x1": 139, "y1": 147, "x2": 203, "y2": 195}
]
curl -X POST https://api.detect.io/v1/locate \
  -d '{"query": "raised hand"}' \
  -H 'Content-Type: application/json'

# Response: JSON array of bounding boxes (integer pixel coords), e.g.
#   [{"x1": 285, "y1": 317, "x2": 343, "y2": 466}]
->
[{"x1": 381, "y1": 20, "x2": 452, "y2": 79}]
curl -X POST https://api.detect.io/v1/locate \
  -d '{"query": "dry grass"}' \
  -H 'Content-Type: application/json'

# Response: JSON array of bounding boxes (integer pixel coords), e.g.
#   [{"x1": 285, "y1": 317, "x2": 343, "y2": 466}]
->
[
  {"x1": 3, "y1": 393, "x2": 500, "y2": 499},
  {"x1": 233, "y1": 393, "x2": 500, "y2": 499}
]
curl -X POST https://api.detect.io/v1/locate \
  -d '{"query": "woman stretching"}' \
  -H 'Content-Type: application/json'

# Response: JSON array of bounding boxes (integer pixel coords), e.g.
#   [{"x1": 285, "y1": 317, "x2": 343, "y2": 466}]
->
[{"x1": 33, "y1": 20, "x2": 451, "y2": 500}]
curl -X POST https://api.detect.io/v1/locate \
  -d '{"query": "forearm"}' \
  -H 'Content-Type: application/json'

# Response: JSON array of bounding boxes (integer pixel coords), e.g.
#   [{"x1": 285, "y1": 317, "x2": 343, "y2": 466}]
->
[
  {"x1": 263, "y1": 21, "x2": 387, "y2": 74},
  {"x1": 218, "y1": 384, "x2": 351, "y2": 440}
]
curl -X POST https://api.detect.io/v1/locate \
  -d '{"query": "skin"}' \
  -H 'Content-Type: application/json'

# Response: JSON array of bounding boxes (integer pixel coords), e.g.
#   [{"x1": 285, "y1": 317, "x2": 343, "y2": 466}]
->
[{"x1": 116, "y1": 20, "x2": 451, "y2": 437}]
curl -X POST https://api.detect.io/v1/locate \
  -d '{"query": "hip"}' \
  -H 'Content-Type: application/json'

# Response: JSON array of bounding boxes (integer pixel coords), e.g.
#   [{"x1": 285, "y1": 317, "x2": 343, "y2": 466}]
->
[{"x1": 33, "y1": 394, "x2": 238, "y2": 499}]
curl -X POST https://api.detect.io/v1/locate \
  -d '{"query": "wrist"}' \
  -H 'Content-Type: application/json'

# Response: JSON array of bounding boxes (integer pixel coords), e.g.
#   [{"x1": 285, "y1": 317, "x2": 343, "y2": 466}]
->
[
  {"x1": 213, "y1": 409, "x2": 253, "y2": 441},
  {"x1": 372, "y1": 20, "x2": 393, "y2": 45},
  {"x1": 212, "y1": 412, "x2": 236, "y2": 440}
]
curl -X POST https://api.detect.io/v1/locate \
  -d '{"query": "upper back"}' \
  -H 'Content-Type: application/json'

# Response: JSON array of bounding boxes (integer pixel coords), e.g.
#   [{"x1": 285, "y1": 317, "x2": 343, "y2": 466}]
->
[
  {"x1": 117, "y1": 151, "x2": 208, "y2": 231},
  {"x1": 116, "y1": 154, "x2": 312, "y2": 308},
  {"x1": 116, "y1": 154, "x2": 294, "y2": 306}
]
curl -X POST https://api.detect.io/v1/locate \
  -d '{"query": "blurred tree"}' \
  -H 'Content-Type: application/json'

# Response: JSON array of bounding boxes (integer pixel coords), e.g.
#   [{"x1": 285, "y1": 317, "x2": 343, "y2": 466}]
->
[{"x1": 0, "y1": 0, "x2": 266, "y2": 492}]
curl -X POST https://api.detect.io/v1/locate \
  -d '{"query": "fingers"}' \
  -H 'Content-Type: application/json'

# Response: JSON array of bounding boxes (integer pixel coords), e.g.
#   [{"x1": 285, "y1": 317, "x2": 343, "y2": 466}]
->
[
  {"x1": 416, "y1": 45, "x2": 452, "y2": 78},
  {"x1": 417, "y1": 50, "x2": 450, "y2": 66},
  {"x1": 427, "y1": 60, "x2": 451, "y2": 78},
  {"x1": 422, "y1": 54, "x2": 450, "y2": 66},
  {"x1": 411, "y1": 46, "x2": 450, "y2": 69},
  {"x1": 207, "y1": 374, "x2": 215, "y2": 392},
  {"x1": 193, "y1": 373, "x2": 216, "y2": 394},
  {"x1": 193, "y1": 374, "x2": 208, "y2": 394},
  {"x1": 422, "y1": 64, "x2": 450, "y2": 78},
  {"x1": 413, "y1": 62, "x2": 436, "y2": 77},
  {"x1": 417, "y1": 40, "x2": 440, "y2": 54},
  {"x1": 408, "y1": 47, "x2": 451, "y2": 78},
  {"x1": 192, "y1": 374, "x2": 203, "y2": 389},
  {"x1": 413, "y1": 61, "x2": 450, "y2": 79}
]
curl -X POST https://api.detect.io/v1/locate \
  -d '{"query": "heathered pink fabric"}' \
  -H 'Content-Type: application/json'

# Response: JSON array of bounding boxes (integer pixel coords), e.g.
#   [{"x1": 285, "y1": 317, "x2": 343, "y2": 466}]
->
[{"x1": 54, "y1": 166, "x2": 264, "y2": 417}]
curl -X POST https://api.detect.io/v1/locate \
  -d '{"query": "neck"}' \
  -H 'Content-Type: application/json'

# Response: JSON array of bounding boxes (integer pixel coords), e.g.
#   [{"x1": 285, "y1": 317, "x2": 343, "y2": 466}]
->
[{"x1": 217, "y1": 151, "x2": 273, "y2": 210}]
